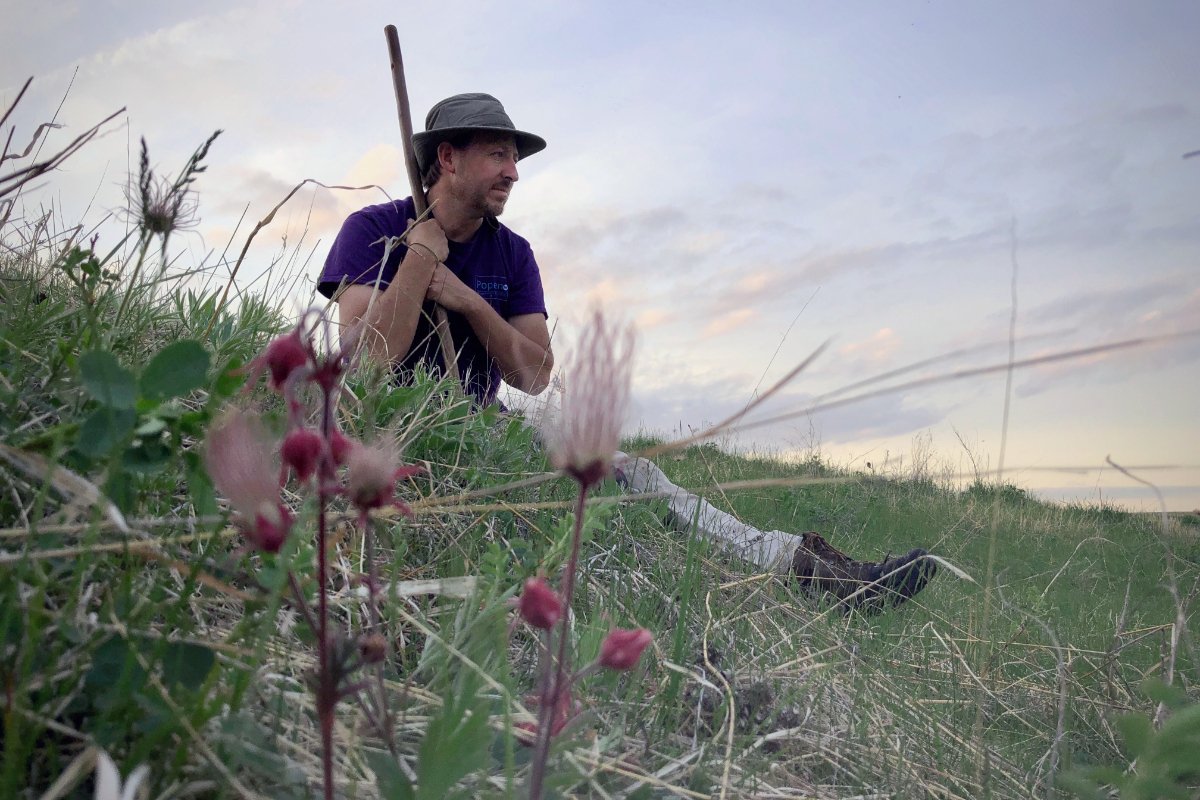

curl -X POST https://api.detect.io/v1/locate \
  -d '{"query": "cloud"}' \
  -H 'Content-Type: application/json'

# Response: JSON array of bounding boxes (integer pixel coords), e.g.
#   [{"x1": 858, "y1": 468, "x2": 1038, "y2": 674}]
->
[
  {"x1": 704, "y1": 308, "x2": 756, "y2": 338},
  {"x1": 1012, "y1": 287, "x2": 1200, "y2": 398},
  {"x1": 584, "y1": 278, "x2": 625, "y2": 306},
  {"x1": 635, "y1": 308, "x2": 675, "y2": 330},
  {"x1": 342, "y1": 145, "x2": 404, "y2": 192},
  {"x1": 1020, "y1": 277, "x2": 1188, "y2": 331},
  {"x1": 205, "y1": 167, "x2": 346, "y2": 241},
  {"x1": 838, "y1": 328, "x2": 900, "y2": 367}
]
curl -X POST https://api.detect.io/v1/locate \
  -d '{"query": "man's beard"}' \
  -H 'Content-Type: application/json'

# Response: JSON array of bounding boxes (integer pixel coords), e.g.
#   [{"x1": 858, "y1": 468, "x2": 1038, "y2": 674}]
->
[
  {"x1": 460, "y1": 179, "x2": 508, "y2": 219},
  {"x1": 455, "y1": 180, "x2": 510, "y2": 218}
]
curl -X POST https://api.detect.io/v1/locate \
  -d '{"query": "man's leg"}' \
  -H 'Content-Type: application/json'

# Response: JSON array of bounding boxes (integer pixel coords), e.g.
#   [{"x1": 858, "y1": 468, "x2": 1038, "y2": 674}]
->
[
  {"x1": 613, "y1": 453, "x2": 801, "y2": 572},
  {"x1": 613, "y1": 454, "x2": 937, "y2": 613}
]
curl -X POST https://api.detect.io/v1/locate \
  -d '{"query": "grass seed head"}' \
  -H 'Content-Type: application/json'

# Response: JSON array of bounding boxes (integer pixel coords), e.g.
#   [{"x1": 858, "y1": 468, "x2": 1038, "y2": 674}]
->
[
  {"x1": 546, "y1": 309, "x2": 635, "y2": 488},
  {"x1": 343, "y1": 437, "x2": 421, "y2": 513},
  {"x1": 203, "y1": 408, "x2": 290, "y2": 552}
]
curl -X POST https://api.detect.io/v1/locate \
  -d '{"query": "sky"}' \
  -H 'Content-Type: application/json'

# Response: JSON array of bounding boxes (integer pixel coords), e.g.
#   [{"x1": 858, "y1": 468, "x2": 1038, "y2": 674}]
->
[{"x1": 4, "y1": 1, "x2": 1198, "y2": 511}]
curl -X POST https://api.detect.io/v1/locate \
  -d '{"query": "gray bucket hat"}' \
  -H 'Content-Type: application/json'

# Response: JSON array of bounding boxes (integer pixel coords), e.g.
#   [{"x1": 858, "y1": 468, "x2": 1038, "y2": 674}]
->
[{"x1": 412, "y1": 93, "x2": 547, "y2": 174}]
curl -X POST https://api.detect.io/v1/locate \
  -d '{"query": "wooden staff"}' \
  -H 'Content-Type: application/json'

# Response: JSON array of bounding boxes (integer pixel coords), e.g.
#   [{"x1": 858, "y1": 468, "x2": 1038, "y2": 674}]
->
[{"x1": 383, "y1": 24, "x2": 460, "y2": 384}]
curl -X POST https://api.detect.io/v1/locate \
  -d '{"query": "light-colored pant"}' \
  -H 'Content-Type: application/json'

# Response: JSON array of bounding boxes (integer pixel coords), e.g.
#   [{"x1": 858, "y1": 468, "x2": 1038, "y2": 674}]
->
[{"x1": 614, "y1": 453, "x2": 801, "y2": 573}]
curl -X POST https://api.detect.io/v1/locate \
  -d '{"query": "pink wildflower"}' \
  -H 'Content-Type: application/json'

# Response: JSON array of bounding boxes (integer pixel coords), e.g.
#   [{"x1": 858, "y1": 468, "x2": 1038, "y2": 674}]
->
[
  {"x1": 258, "y1": 328, "x2": 309, "y2": 390},
  {"x1": 544, "y1": 309, "x2": 635, "y2": 488},
  {"x1": 344, "y1": 438, "x2": 422, "y2": 513},
  {"x1": 204, "y1": 408, "x2": 291, "y2": 552},
  {"x1": 518, "y1": 577, "x2": 563, "y2": 630},
  {"x1": 329, "y1": 429, "x2": 354, "y2": 467},
  {"x1": 281, "y1": 427, "x2": 323, "y2": 482},
  {"x1": 598, "y1": 627, "x2": 652, "y2": 671},
  {"x1": 249, "y1": 503, "x2": 292, "y2": 553}
]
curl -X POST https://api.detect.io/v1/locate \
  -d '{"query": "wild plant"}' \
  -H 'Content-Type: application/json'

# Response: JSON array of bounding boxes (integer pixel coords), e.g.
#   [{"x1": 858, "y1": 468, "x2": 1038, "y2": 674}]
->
[
  {"x1": 205, "y1": 311, "x2": 427, "y2": 799},
  {"x1": 516, "y1": 309, "x2": 652, "y2": 799},
  {"x1": 198, "y1": 307, "x2": 653, "y2": 799}
]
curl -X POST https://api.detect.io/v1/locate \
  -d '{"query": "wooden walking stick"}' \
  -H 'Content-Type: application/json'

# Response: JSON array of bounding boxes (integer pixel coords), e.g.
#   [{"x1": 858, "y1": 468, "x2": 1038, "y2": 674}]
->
[{"x1": 383, "y1": 24, "x2": 461, "y2": 384}]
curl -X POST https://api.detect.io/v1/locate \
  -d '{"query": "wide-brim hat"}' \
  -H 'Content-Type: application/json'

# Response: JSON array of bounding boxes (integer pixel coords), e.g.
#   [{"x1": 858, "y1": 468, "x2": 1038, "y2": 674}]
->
[{"x1": 412, "y1": 93, "x2": 547, "y2": 175}]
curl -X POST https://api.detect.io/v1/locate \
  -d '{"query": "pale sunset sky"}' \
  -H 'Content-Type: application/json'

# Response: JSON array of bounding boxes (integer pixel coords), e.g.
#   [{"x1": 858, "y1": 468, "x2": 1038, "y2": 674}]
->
[{"x1": 4, "y1": 1, "x2": 1198, "y2": 510}]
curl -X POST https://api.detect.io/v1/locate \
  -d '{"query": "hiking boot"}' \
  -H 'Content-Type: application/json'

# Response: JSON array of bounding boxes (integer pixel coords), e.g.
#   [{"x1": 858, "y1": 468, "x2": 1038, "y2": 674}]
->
[{"x1": 789, "y1": 531, "x2": 937, "y2": 614}]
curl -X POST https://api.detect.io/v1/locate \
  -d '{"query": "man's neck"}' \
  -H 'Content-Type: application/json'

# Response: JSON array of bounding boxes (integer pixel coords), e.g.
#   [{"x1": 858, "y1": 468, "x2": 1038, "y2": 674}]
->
[{"x1": 424, "y1": 187, "x2": 485, "y2": 243}]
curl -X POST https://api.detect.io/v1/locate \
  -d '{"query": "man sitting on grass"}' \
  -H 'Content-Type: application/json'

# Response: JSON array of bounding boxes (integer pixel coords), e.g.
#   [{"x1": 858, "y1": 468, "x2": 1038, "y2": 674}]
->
[
  {"x1": 319, "y1": 94, "x2": 936, "y2": 613},
  {"x1": 318, "y1": 93, "x2": 553, "y2": 406}
]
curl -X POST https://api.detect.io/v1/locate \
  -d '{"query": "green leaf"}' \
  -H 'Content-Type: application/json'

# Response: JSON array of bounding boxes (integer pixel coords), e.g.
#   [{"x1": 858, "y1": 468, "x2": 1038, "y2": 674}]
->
[
  {"x1": 140, "y1": 340, "x2": 210, "y2": 403},
  {"x1": 1157, "y1": 699, "x2": 1200, "y2": 739},
  {"x1": 1054, "y1": 769, "x2": 1104, "y2": 800},
  {"x1": 79, "y1": 350, "x2": 136, "y2": 409},
  {"x1": 1129, "y1": 774, "x2": 1190, "y2": 799},
  {"x1": 104, "y1": 468, "x2": 136, "y2": 513},
  {"x1": 185, "y1": 452, "x2": 218, "y2": 516},
  {"x1": 416, "y1": 689, "x2": 492, "y2": 800},
  {"x1": 1084, "y1": 765, "x2": 1127, "y2": 786},
  {"x1": 123, "y1": 436, "x2": 173, "y2": 475},
  {"x1": 213, "y1": 358, "x2": 246, "y2": 398},
  {"x1": 178, "y1": 410, "x2": 209, "y2": 437},
  {"x1": 1116, "y1": 712, "x2": 1153, "y2": 758},
  {"x1": 161, "y1": 641, "x2": 215, "y2": 690},
  {"x1": 85, "y1": 636, "x2": 146, "y2": 692},
  {"x1": 257, "y1": 566, "x2": 289, "y2": 592},
  {"x1": 364, "y1": 749, "x2": 415, "y2": 800},
  {"x1": 77, "y1": 406, "x2": 136, "y2": 459},
  {"x1": 1143, "y1": 677, "x2": 1190, "y2": 711}
]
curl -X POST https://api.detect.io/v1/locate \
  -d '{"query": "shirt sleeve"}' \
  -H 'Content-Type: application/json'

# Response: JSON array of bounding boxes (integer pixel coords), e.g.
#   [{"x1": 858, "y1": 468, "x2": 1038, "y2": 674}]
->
[
  {"x1": 316, "y1": 209, "x2": 406, "y2": 299},
  {"x1": 506, "y1": 237, "x2": 548, "y2": 318}
]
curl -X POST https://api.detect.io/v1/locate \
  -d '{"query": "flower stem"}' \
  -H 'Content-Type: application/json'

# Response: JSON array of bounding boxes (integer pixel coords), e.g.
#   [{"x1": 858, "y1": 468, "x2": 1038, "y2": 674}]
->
[
  {"x1": 360, "y1": 510, "x2": 395, "y2": 751},
  {"x1": 110, "y1": 232, "x2": 152, "y2": 339},
  {"x1": 316, "y1": 384, "x2": 336, "y2": 800},
  {"x1": 528, "y1": 483, "x2": 589, "y2": 799}
]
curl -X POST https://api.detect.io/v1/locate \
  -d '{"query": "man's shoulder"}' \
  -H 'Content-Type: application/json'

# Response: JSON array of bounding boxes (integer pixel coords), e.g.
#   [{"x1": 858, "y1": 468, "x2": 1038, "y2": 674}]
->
[
  {"x1": 490, "y1": 218, "x2": 534, "y2": 255},
  {"x1": 345, "y1": 197, "x2": 415, "y2": 229}
]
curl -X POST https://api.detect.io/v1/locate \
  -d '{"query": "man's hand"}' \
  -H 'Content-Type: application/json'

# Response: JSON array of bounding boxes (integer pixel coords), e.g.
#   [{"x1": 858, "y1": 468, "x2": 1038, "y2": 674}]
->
[
  {"x1": 425, "y1": 264, "x2": 478, "y2": 313},
  {"x1": 406, "y1": 217, "x2": 448, "y2": 263},
  {"x1": 337, "y1": 218, "x2": 445, "y2": 367}
]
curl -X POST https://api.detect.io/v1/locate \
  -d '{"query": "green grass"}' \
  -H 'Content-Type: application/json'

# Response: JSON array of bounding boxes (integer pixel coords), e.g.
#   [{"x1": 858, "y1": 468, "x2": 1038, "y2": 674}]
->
[
  {"x1": 620, "y1": 439, "x2": 1199, "y2": 792},
  {"x1": 2, "y1": 122, "x2": 1198, "y2": 799}
]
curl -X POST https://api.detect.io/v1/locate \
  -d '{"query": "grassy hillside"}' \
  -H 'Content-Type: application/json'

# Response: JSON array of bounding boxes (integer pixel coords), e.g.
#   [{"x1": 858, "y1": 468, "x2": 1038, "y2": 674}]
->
[{"x1": 2, "y1": 122, "x2": 1197, "y2": 799}]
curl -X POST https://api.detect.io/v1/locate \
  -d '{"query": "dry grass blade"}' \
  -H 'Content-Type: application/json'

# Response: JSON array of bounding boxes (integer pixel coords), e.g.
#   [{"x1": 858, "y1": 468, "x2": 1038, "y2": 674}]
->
[
  {"x1": 0, "y1": 528, "x2": 240, "y2": 564},
  {"x1": 0, "y1": 76, "x2": 34, "y2": 133},
  {"x1": 204, "y1": 178, "x2": 396, "y2": 337},
  {"x1": 361, "y1": 575, "x2": 477, "y2": 601},
  {"x1": 731, "y1": 329, "x2": 1200, "y2": 436},
  {"x1": 35, "y1": 746, "x2": 98, "y2": 800},
  {"x1": 0, "y1": 104, "x2": 125, "y2": 198},
  {"x1": 0, "y1": 442, "x2": 129, "y2": 533},
  {"x1": 639, "y1": 339, "x2": 830, "y2": 460}
]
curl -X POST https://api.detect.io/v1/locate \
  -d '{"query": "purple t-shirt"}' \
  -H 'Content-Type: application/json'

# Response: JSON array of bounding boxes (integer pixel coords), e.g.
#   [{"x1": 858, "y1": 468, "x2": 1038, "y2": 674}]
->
[{"x1": 318, "y1": 197, "x2": 547, "y2": 405}]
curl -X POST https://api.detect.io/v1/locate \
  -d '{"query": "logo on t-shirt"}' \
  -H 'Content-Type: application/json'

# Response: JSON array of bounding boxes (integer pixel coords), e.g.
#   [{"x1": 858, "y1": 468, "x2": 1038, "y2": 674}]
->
[{"x1": 474, "y1": 276, "x2": 510, "y2": 304}]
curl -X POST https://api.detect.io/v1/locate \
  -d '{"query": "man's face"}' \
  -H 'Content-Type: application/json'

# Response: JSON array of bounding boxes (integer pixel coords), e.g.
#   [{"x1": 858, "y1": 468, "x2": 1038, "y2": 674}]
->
[{"x1": 449, "y1": 134, "x2": 520, "y2": 217}]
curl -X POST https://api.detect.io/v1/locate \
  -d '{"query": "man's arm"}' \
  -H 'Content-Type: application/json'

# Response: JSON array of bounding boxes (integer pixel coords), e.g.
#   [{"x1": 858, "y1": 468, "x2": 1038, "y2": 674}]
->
[
  {"x1": 426, "y1": 265, "x2": 554, "y2": 395},
  {"x1": 337, "y1": 220, "x2": 446, "y2": 363}
]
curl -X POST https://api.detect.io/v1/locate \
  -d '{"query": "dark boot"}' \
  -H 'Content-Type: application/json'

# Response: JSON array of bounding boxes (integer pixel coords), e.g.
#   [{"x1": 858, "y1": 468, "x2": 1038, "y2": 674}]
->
[{"x1": 789, "y1": 531, "x2": 937, "y2": 615}]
